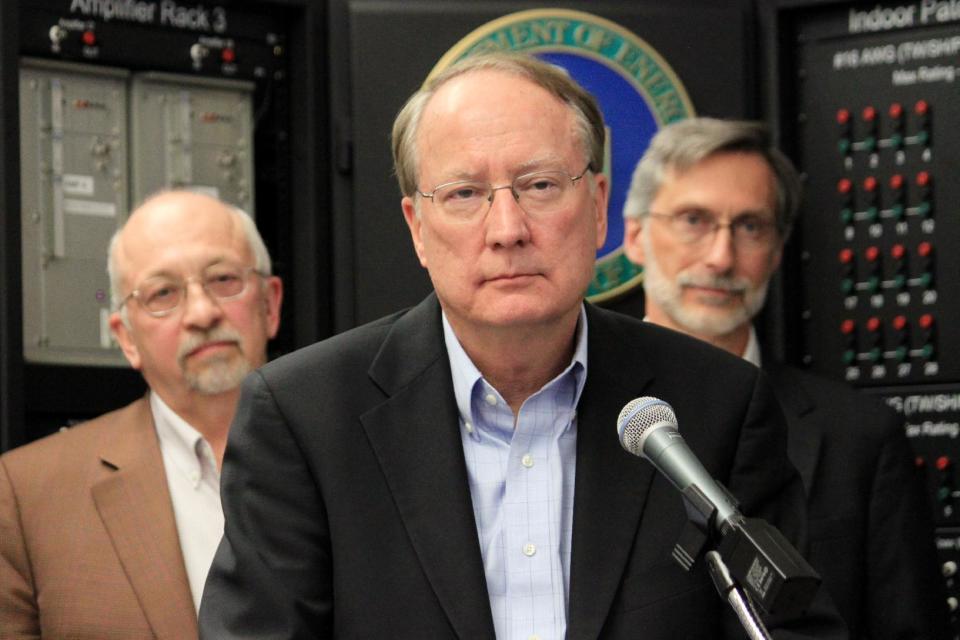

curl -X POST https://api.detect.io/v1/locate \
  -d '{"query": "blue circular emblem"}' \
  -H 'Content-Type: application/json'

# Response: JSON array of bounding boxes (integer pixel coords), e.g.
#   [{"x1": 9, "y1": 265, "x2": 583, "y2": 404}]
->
[{"x1": 429, "y1": 9, "x2": 695, "y2": 301}]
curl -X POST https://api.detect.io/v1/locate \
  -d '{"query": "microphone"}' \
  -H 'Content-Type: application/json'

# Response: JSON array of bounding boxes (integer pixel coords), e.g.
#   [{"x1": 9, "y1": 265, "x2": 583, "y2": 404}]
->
[
  {"x1": 617, "y1": 397, "x2": 740, "y2": 532},
  {"x1": 617, "y1": 396, "x2": 820, "y2": 617}
]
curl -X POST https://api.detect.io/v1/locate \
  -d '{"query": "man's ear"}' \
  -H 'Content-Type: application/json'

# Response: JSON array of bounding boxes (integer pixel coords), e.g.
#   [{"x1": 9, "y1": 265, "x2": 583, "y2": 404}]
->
[
  {"x1": 402, "y1": 196, "x2": 428, "y2": 268},
  {"x1": 109, "y1": 312, "x2": 142, "y2": 370},
  {"x1": 623, "y1": 217, "x2": 646, "y2": 266},
  {"x1": 262, "y1": 276, "x2": 283, "y2": 339}
]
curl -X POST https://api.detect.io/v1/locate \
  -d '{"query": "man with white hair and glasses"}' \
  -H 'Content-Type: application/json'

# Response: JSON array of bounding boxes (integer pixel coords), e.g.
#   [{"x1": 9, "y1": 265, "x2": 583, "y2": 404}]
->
[
  {"x1": 0, "y1": 190, "x2": 283, "y2": 639},
  {"x1": 622, "y1": 116, "x2": 949, "y2": 638}
]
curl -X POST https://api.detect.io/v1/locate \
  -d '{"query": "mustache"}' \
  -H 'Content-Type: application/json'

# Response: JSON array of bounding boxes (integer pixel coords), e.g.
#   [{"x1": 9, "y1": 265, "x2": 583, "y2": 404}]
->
[
  {"x1": 177, "y1": 327, "x2": 243, "y2": 364},
  {"x1": 676, "y1": 273, "x2": 750, "y2": 294}
]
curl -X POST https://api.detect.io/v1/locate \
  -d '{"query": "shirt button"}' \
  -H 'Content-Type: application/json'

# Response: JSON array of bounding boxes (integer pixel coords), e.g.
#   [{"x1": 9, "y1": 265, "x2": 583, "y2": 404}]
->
[
  {"x1": 521, "y1": 453, "x2": 534, "y2": 468},
  {"x1": 484, "y1": 393, "x2": 497, "y2": 406},
  {"x1": 523, "y1": 543, "x2": 537, "y2": 557},
  {"x1": 464, "y1": 421, "x2": 474, "y2": 433},
  {"x1": 529, "y1": 635, "x2": 542, "y2": 640}
]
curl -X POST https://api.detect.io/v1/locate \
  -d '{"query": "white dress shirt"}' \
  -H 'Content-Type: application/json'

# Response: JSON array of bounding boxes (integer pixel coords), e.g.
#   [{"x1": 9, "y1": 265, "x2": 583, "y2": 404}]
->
[{"x1": 150, "y1": 392, "x2": 224, "y2": 613}]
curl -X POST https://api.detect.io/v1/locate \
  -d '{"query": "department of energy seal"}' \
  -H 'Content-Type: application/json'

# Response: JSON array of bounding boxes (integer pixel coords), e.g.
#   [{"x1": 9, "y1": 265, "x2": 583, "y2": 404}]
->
[{"x1": 429, "y1": 9, "x2": 695, "y2": 302}]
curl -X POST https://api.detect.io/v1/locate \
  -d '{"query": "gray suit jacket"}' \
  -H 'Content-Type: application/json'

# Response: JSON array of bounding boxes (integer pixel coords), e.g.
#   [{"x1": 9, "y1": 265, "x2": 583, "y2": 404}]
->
[
  {"x1": 767, "y1": 364, "x2": 950, "y2": 639},
  {"x1": 200, "y1": 295, "x2": 845, "y2": 638}
]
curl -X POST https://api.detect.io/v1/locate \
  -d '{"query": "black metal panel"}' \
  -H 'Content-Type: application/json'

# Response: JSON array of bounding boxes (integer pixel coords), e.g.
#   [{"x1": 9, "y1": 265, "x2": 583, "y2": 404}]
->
[{"x1": 2, "y1": 0, "x2": 326, "y2": 451}]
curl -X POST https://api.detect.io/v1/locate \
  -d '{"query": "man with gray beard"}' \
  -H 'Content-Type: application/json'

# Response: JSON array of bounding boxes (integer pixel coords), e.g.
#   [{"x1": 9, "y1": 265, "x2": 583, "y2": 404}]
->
[
  {"x1": 0, "y1": 190, "x2": 283, "y2": 639},
  {"x1": 622, "y1": 117, "x2": 949, "y2": 639}
]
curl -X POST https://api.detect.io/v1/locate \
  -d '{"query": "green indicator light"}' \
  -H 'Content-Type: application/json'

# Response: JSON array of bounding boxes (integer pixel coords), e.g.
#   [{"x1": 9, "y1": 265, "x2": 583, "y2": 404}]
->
[
  {"x1": 920, "y1": 272, "x2": 933, "y2": 288},
  {"x1": 916, "y1": 130, "x2": 930, "y2": 145},
  {"x1": 864, "y1": 136, "x2": 877, "y2": 152},
  {"x1": 917, "y1": 201, "x2": 932, "y2": 217},
  {"x1": 869, "y1": 347, "x2": 882, "y2": 362},
  {"x1": 890, "y1": 133, "x2": 903, "y2": 148},
  {"x1": 838, "y1": 138, "x2": 851, "y2": 154},
  {"x1": 843, "y1": 350, "x2": 856, "y2": 365},
  {"x1": 893, "y1": 274, "x2": 906, "y2": 288},
  {"x1": 868, "y1": 276, "x2": 881, "y2": 292},
  {"x1": 866, "y1": 206, "x2": 879, "y2": 222},
  {"x1": 841, "y1": 279, "x2": 854, "y2": 294},
  {"x1": 891, "y1": 203, "x2": 905, "y2": 219},
  {"x1": 922, "y1": 343, "x2": 935, "y2": 359},
  {"x1": 840, "y1": 208, "x2": 853, "y2": 224},
  {"x1": 894, "y1": 346, "x2": 908, "y2": 362},
  {"x1": 938, "y1": 486, "x2": 952, "y2": 502}
]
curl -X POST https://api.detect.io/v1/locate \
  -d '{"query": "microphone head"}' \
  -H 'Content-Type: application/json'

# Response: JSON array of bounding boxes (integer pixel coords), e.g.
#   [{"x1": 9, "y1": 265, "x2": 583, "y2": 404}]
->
[{"x1": 617, "y1": 396, "x2": 678, "y2": 456}]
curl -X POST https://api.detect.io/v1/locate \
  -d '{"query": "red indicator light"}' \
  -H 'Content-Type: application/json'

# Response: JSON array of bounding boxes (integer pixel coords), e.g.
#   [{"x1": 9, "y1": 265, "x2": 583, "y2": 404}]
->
[
  {"x1": 82, "y1": 30, "x2": 96, "y2": 46},
  {"x1": 836, "y1": 108, "x2": 851, "y2": 125},
  {"x1": 839, "y1": 248, "x2": 854, "y2": 264},
  {"x1": 889, "y1": 103, "x2": 903, "y2": 119},
  {"x1": 916, "y1": 456, "x2": 926, "y2": 469},
  {"x1": 891, "y1": 244, "x2": 905, "y2": 260},
  {"x1": 841, "y1": 319, "x2": 856, "y2": 335},
  {"x1": 863, "y1": 176, "x2": 878, "y2": 192},
  {"x1": 889, "y1": 174, "x2": 904, "y2": 190},
  {"x1": 221, "y1": 48, "x2": 236, "y2": 63},
  {"x1": 893, "y1": 315, "x2": 907, "y2": 331},
  {"x1": 937, "y1": 455, "x2": 951, "y2": 471},
  {"x1": 915, "y1": 99, "x2": 930, "y2": 116},
  {"x1": 916, "y1": 171, "x2": 931, "y2": 187},
  {"x1": 865, "y1": 246, "x2": 880, "y2": 262},
  {"x1": 862, "y1": 105, "x2": 877, "y2": 121},
  {"x1": 838, "y1": 178, "x2": 853, "y2": 194},
  {"x1": 866, "y1": 317, "x2": 881, "y2": 332},
  {"x1": 918, "y1": 241, "x2": 933, "y2": 257},
  {"x1": 920, "y1": 314, "x2": 935, "y2": 330}
]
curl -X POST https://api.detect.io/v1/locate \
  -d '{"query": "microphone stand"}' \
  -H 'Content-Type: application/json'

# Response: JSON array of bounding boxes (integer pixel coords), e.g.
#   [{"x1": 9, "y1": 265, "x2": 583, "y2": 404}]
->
[{"x1": 705, "y1": 551, "x2": 772, "y2": 640}]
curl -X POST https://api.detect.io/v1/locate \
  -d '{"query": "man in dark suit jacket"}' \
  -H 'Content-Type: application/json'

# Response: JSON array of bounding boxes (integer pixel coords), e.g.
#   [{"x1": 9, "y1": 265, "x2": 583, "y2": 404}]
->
[
  {"x1": 200, "y1": 54, "x2": 844, "y2": 638},
  {"x1": 622, "y1": 116, "x2": 950, "y2": 638}
]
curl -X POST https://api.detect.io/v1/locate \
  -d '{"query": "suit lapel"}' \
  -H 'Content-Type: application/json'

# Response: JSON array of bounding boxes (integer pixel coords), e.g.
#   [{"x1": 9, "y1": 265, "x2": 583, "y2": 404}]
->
[
  {"x1": 91, "y1": 397, "x2": 198, "y2": 640},
  {"x1": 766, "y1": 365, "x2": 823, "y2": 492},
  {"x1": 362, "y1": 295, "x2": 496, "y2": 639},
  {"x1": 566, "y1": 307, "x2": 658, "y2": 640}
]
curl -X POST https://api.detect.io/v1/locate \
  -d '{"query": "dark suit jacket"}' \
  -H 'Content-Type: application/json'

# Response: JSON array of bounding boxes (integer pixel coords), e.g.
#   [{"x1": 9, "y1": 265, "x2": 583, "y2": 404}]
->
[
  {"x1": 200, "y1": 295, "x2": 844, "y2": 638},
  {"x1": 766, "y1": 364, "x2": 951, "y2": 639},
  {"x1": 0, "y1": 396, "x2": 197, "y2": 640}
]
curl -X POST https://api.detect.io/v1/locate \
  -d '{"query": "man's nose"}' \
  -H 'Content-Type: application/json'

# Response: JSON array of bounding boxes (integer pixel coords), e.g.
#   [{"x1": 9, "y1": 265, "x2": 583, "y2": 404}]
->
[
  {"x1": 484, "y1": 186, "x2": 531, "y2": 248},
  {"x1": 180, "y1": 280, "x2": 224, "y2": 328},
  {"x1": 702, "y1": 224, "x2": 736, "y2": 273}
]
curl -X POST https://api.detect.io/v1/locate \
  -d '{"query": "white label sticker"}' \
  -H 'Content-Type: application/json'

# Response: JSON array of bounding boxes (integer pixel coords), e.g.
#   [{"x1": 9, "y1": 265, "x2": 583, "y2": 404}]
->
[
  {"x1": 62, "y1": 174, "x2": 95, "y2": 196},
  {"x1": 63, "y1": 198, "x2": 117, "y2": 217}
]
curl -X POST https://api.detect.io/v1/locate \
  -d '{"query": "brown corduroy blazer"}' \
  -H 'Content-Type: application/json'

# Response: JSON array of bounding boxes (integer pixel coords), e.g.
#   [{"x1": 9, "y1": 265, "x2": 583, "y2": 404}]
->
[{"x1": 0, "y1": 396, "x2": 197, "y2": 639}]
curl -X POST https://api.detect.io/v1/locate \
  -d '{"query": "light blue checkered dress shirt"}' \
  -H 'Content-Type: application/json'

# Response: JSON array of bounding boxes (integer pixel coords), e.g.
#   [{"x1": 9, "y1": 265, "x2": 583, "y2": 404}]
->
[{"x1": 442, "y1": 308, "x2": 587, "y2": 640}]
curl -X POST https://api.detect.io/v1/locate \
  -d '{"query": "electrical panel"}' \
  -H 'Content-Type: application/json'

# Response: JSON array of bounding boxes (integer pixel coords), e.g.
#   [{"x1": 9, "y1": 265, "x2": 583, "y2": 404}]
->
[
  {"x1": 130, "y1": 73, "x2": 254, "y2": 210},
  {"x1": 19, "y1": 59, "x2": 128, "y2": 366},
  {"x1": 786, "y1": 3, "x2": 960, "y2": 629}
]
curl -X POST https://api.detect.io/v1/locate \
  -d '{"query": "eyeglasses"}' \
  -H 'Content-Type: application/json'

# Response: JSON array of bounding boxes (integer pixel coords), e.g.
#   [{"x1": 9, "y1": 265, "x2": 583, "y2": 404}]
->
[
  {"x1": 417, "y1": 164, "x2": 592, "y2": 222},
  {"x1": 648, "y1": 210, "x2": 778, "y2": 250},
  {"x1": 118, "y1": 263, "x2": 266, "y2": 317}
]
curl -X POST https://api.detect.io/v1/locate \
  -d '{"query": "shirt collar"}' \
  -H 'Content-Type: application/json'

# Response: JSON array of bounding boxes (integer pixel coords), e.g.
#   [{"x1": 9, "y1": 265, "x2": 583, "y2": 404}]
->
[
  {"x1": 741, "y1": 324, "x2": 761, "y2": 367},
  {"x1": 150, "y1": 392, "x2": 218, "y2": 487},
  {"x1": 442, "y1": 306, "x2": 589, "y2": 432}
]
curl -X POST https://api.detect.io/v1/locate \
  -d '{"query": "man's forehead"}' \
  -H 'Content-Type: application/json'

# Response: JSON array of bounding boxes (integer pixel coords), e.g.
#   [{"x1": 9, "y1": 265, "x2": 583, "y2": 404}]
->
[{"x1": 118, "y1": 196, "x2": 249, "y2": 273}]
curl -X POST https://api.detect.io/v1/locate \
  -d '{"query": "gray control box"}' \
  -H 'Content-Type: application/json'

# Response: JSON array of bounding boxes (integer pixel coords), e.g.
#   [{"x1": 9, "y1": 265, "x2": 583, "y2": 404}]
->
[
  {"x1": 130, "y1": 73, "x2": 255, "y2": 213},
  {"x1": 20, "y1": 58, "x2": 129, "y2": 366}
]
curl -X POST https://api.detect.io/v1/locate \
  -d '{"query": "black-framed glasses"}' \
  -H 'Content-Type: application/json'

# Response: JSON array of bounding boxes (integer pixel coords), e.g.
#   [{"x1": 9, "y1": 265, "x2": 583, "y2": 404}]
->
[
  {"x1": 118, "y1": 263, "x2": 266, "y2": 317},
  {"x1": 648, "y1": 210, "x2": 778, "y2": 250},
  {"x1": 417, "y1": 164, "x2": 592, "y2": 222}
]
